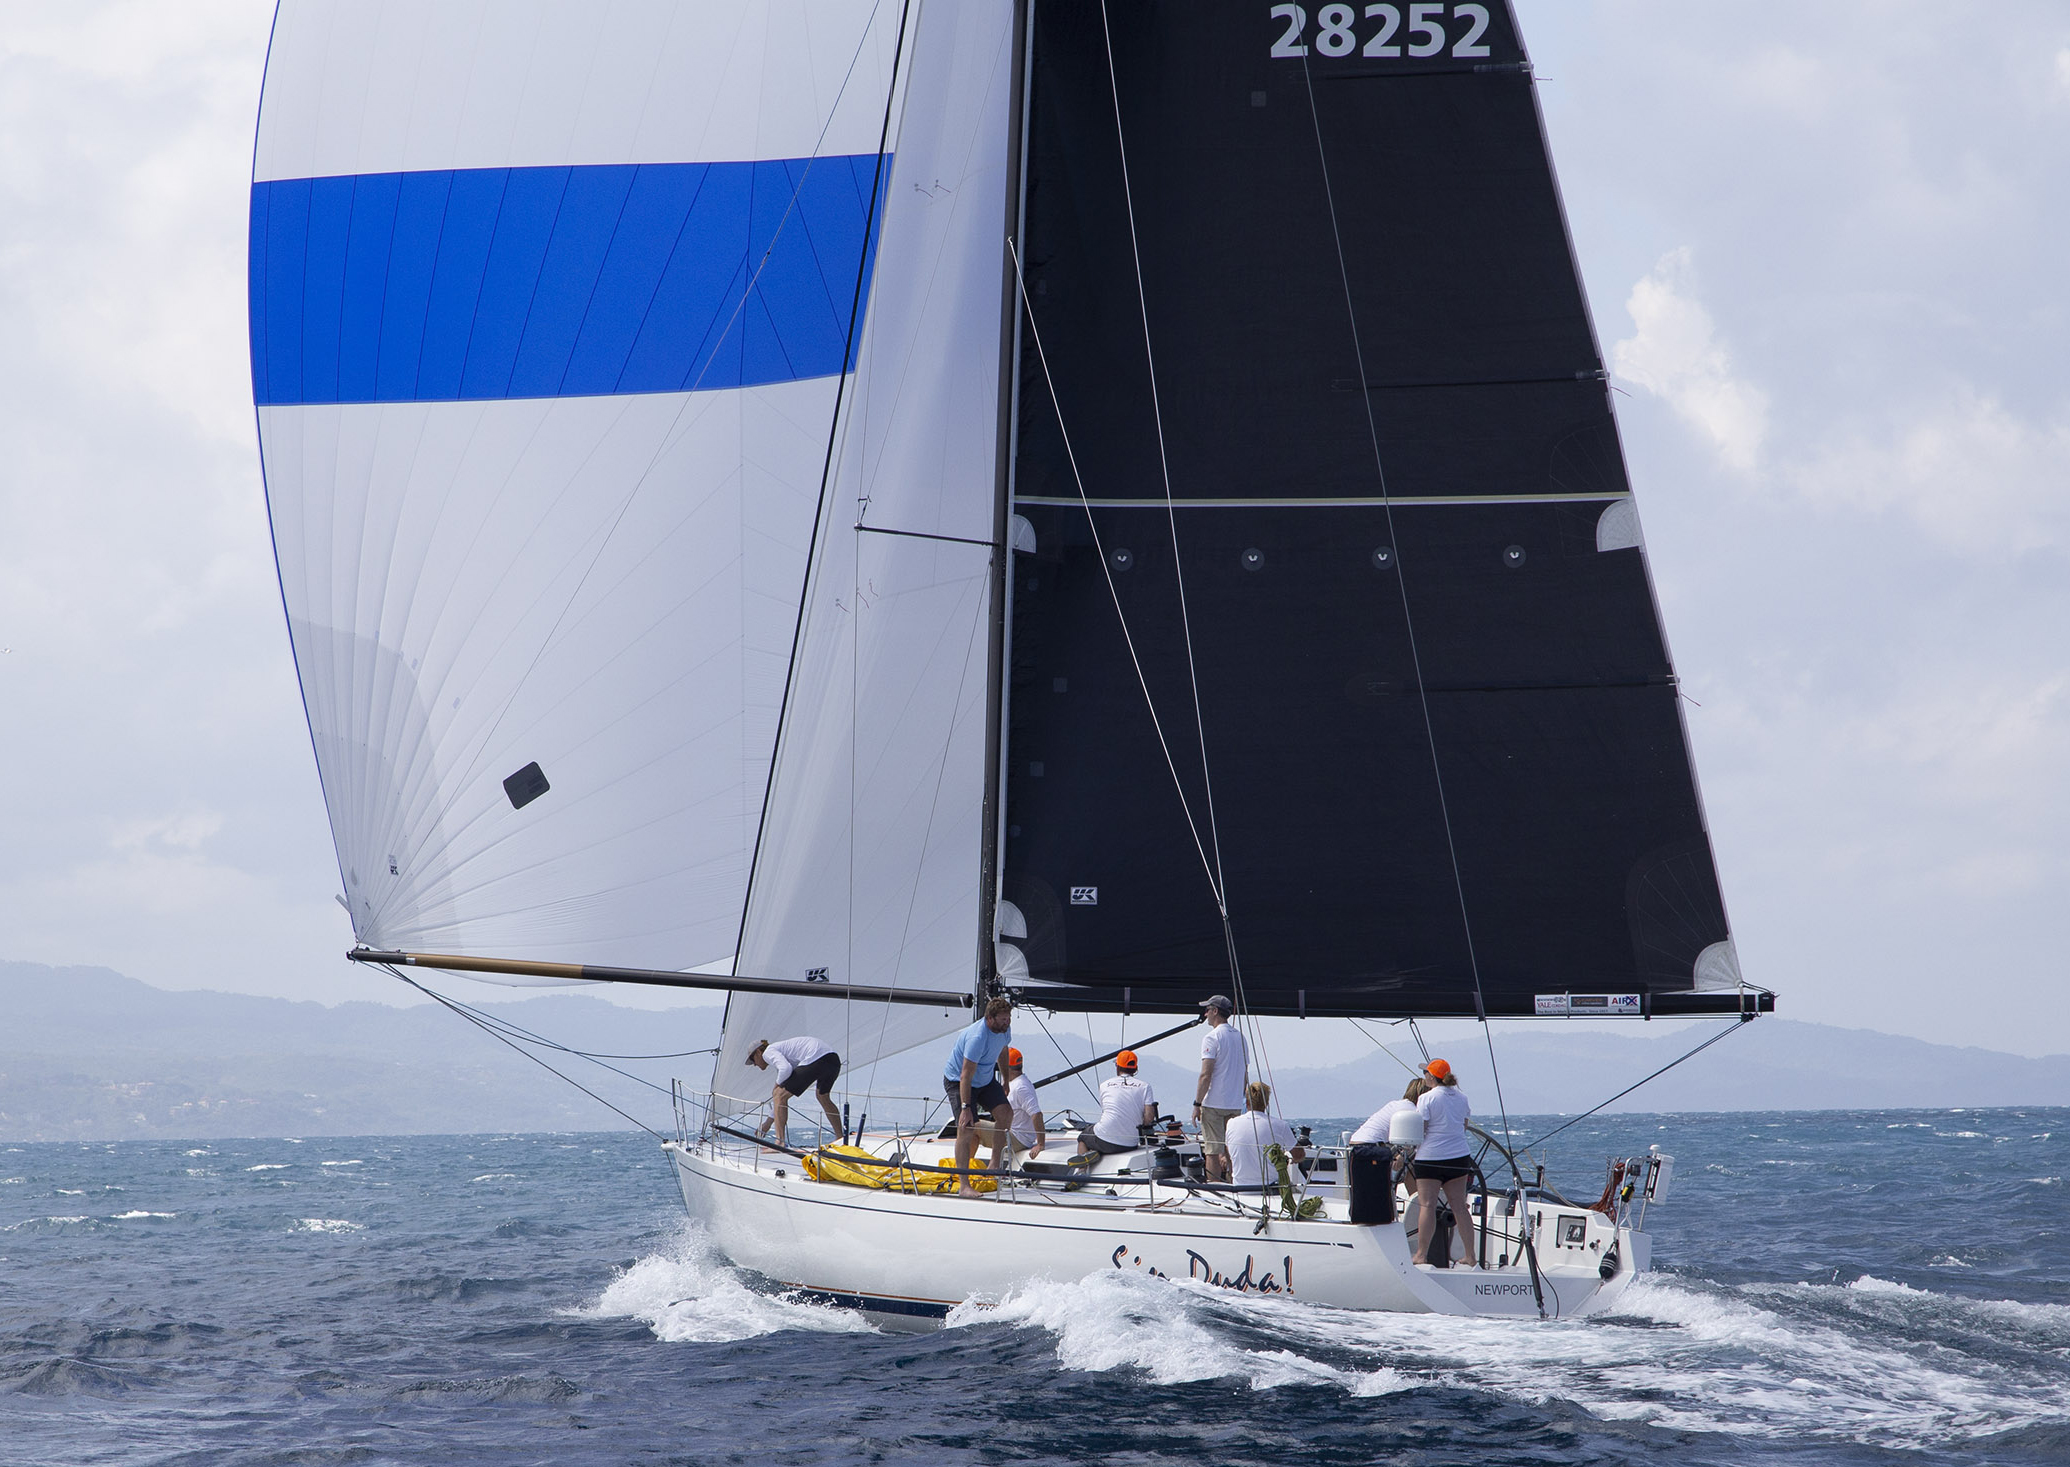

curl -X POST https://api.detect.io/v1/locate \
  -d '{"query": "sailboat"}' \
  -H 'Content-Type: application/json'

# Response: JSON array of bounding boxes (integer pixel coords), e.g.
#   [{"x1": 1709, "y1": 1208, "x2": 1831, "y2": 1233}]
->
[{"x1": 249, "y1": 0, "x2": 1771, "y2": 1320}]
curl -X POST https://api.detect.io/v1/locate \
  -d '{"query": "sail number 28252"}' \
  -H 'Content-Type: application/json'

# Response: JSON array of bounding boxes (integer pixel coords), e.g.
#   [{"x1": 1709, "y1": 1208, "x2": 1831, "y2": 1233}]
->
[{"x1": 1269, "y1": 3, "x2": 1492, "y2": 60}]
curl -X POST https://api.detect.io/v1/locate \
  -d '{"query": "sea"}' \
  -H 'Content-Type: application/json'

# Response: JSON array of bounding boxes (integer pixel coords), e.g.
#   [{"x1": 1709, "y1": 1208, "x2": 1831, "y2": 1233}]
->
[{"x1": 3, "y1": 1109, "x2": 2065, "y2": 1466}]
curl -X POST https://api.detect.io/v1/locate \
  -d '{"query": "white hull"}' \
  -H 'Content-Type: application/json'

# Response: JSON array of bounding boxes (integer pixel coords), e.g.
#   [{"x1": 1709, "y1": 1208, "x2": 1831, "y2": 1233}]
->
[{"x1": 666, "y1": 1139, "x2": 1649, "y2": 1322}]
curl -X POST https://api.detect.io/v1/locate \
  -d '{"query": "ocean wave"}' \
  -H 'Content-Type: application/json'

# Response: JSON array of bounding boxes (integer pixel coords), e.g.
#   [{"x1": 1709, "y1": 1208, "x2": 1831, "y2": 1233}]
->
[
  {"x1": 293, "y1": 1218, "x2": 363, "y2": 1233},
  {"x1": 572, "y1": 1223, "x2": 874, "y2": 1344},
  {"x1": 471, "y1": 1173, "x2": 518, "y2": 1183},
  {"x1": 934, "y1": 1267, "x2": 2070, "y2": 1448},
  {"x1": 319, "y1": 1160, "x2": 363, "y2": 1168},
  {"x1": 947, "y1": 1271, "x2": 1411, "y2": 1394},
  {"x1": 110, "y1": 1211, "x2": 177, "y2": 1220},
  {"x1": 246, "y1": 1164, "x2": 289, "y2": 1172}
]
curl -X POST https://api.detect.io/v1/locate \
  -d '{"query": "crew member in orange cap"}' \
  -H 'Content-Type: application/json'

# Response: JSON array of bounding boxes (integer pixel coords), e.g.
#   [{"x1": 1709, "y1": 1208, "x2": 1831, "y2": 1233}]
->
[
  {"x1": 1001, "y1": 1047, "x2": 1047, "y2": 1159},
  {"x1": 1411, "y1": 1058, "x2": 1476, "y2": 1266},
  {"x1": 1077, "y1": 1048, "x2": 1157, "y2": 1158}
]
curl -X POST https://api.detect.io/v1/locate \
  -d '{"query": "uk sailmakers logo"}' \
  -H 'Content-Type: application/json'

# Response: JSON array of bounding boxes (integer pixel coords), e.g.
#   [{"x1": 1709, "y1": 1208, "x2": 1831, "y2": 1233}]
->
[{"x1": 1071, "y1": 887, "x2": 1098, "y2": 905}]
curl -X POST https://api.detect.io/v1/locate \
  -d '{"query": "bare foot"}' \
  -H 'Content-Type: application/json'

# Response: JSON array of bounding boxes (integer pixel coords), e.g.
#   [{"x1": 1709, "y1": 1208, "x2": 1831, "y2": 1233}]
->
[{"x1": 956, "y1": 1186, "x2": 985, "y2": 1200}]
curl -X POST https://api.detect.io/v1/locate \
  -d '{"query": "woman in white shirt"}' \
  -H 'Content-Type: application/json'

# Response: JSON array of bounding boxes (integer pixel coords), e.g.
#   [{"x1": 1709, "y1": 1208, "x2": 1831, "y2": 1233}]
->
[
  {"x1": 1349, "y1": 1076, "x2": 1430, "y2": 1146},
  {"x1": 1409, "y1": 1059, "x2": 1476, "y2": 1266},
  {"x1": 1224, "y1": 1081, "x2": 1304, "y2": 1189}
]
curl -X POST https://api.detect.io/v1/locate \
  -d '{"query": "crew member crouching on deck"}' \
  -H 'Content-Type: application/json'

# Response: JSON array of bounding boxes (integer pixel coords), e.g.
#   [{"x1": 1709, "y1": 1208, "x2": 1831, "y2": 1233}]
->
[{"x1": 748, "y1": 1036, "x2": 843, "y2": 1142}]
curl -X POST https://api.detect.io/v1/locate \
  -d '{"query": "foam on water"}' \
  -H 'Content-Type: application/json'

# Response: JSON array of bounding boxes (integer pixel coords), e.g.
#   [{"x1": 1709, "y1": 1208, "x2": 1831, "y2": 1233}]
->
[
  {"x1": 575, "y1": 1223, "x2": 874, "y2": 1344},
  {"x1": 110, "y1": 1211, "x2": 176, "y2": 1220},
  {"x1": 246, "y1": 1164, "x2": 288, "y2": 1172},
  {"x1": 928, "y1": 1265, "x2": 2070, "y2": 1450},
  {"x1": 293, "y1": 1218, "x2": 363, "y2": 1233},
  {"x1": 947, "y1": 1270, "x2": 1410, "y2": 1394}
]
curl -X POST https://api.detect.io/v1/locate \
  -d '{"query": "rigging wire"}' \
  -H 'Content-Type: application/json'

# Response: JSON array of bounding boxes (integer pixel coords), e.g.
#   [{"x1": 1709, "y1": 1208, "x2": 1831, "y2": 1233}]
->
[
  {"x1": 1296, "y1": 53, "x2": 1515, "y2": 1149},
  {"x1": 1008, "y1": 239, "x2": 1220, "y2": 904},
  {"x1": 1094, "y1": 0, "x2": 1273, "y2": 1108},
  {"x1": 1524, "y1": 1018, "x2": 1754, "y2": 1151},
  {"x1": 1028, "y1": 1004, "x2": 1103, "y2": 1106},
  {"x1": 379, "y1": 965, "x2": 668, "y2": 1141}
]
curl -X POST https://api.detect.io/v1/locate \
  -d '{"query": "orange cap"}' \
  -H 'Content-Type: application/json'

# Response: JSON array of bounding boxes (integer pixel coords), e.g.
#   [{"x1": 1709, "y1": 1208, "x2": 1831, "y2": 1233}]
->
[
  {"x1": 1005, "y1": 1047, "x2": 1023, "y2": 1068},
  {"x1": 1116, "y1": 1049, "x2": 1139, "y2": 1071},
  {"x1": 1424, "y1": 1058, "x2": 1452, "y2": 1081}
]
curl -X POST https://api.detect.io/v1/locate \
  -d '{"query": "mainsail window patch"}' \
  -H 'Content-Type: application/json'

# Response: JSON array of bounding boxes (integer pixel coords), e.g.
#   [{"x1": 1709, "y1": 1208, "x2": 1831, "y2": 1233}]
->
[{"x1": 502, "y1": 762, "x2": 551, "y2": 811}]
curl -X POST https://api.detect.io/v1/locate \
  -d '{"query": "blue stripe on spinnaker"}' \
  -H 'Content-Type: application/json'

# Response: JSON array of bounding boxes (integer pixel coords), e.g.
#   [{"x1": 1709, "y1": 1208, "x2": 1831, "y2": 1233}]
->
[{"x1": 249, "y1": 156, "x2": 889, "y2": 405}]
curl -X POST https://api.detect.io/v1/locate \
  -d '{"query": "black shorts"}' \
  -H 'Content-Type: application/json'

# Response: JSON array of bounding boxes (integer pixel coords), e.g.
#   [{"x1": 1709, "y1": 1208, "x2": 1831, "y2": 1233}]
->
[
  {"x1": 1411, "y1": 1154, "x2": 1475, "y2": 1183},
  {"x1": 944, "y1": 1076, "x2": 1009, "y2": 1111},
  {"x1": 779, "y1": 1052, "x2": 841, "y2": 1097},
  {"x1": 1079, "y1": 1130, "x2": 1136, "y2": 1155}
]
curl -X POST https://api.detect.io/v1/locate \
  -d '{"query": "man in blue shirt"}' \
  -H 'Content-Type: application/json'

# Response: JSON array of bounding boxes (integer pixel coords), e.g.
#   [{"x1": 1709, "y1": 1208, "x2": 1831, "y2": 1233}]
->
[{"x1": 942, "y1": 996, "x2": 1014, "y2": 1198}]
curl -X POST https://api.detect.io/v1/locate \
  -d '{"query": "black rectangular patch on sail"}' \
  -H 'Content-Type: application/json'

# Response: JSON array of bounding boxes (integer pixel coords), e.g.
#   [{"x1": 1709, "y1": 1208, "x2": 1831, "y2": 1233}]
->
[{"x1": 503, "y1": 762, "x2": 550, "y2": 810}]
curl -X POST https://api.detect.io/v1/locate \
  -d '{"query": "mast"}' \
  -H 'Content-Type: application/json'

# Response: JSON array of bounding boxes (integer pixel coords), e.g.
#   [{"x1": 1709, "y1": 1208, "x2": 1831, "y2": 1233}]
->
[{"x1": 975, "y1": 0, "x2": 1034, "y2": 1000}]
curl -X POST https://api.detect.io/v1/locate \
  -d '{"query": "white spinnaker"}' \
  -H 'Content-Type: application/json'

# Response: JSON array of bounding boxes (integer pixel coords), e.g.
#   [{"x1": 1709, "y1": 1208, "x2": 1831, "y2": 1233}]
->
[
  {"x1": 255, "y1": 0, "x2": 907, "y2": 970},
  {"x1": 717, "y1": 1, "x2": 1018, "y2": 1100}
]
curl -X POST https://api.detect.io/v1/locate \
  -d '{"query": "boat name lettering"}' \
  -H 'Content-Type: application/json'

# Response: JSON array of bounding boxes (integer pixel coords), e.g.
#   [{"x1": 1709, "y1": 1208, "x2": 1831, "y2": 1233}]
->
[
  {"x1": 1110, "y1": 1244, "x2": 1296, "y2": 1294},
  {"x1": 1472, "y1": 1281, "x2": 1536, "y2": 1296}
]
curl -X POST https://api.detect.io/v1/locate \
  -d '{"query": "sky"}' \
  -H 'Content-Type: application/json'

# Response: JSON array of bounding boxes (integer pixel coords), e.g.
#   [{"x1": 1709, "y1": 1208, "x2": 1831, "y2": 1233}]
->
[{"x1": 0, "y1": 2, "x2": 2064, "y2": 1058}]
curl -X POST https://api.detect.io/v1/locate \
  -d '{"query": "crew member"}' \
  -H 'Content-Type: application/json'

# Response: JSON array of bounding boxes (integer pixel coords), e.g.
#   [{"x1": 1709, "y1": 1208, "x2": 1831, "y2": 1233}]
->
[
  {"x1": 943, "y1": 997, "x2": 1015, "y2": 1198},
  {"x1": 1192, "y1": 994, "x2": 1247, "y2": 1182},
  {"x1": 1410, "y1": 1058, "x2": 1477, "y2": 1266},
  {"x1": 1077, "y1": 1049, "x2": 1155, "y2": 1157},
  {"x1": 1002, "y1": 1047, "x2": 1046, "y2": 1159},
  {"x1": 1224, "y1": 1080, "x2": 1305, "y2": 1191},
  {"x1": 747, "y1": 1036, "x2": 843, "y2": 1142},
  {"x1": 1350, "y1": 1076, "x2": 1431, "y2": 1180}
]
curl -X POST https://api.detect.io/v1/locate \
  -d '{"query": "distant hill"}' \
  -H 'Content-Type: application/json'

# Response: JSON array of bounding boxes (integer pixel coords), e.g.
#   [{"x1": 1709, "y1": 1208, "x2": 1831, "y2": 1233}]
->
[
  {"x1": 0, "y1": 960, "x2": 717, "y2": 1142},
  {"x1": 4, "y1": 958, "x2": 2067, "y2": 1141},
  {"x1": 1219, "y1": 1021, "x2": 2070, "y2": 1124}
]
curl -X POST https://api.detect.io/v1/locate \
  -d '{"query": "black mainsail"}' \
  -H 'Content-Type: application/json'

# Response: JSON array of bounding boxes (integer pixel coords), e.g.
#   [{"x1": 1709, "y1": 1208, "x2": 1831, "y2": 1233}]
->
[{"x1": 996, "y1": 1, "x2": 1761, "y2": 1020}]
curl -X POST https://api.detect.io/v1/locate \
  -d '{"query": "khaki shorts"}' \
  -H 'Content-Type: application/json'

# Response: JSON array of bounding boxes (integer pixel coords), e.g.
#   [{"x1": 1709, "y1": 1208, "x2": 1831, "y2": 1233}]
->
[{"x1": 1198, "y1": 1105, "x2": 1241, "y2": 1154}]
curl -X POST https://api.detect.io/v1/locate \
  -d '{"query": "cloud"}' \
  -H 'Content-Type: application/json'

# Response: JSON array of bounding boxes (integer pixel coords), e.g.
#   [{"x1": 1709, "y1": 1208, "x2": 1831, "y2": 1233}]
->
[
  {"x1": 111, "y1": 809, "x2": 226, "y2": 853},
  {"x1": 1612, "y1": 249, "x2": 1770, "y2": 474},
  {"x1": 1788, "y1": 389, "x2": 2070, "y2": 554}
]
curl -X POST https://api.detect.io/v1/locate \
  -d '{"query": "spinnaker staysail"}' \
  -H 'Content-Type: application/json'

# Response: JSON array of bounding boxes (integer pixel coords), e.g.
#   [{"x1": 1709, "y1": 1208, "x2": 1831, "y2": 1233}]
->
[
  {"x1": 717, "y1": 1, "x2": 1023, "y2": 1096},
  {"x1": 995, "y1": 1, "x2": 1752, "y2": 1019}
]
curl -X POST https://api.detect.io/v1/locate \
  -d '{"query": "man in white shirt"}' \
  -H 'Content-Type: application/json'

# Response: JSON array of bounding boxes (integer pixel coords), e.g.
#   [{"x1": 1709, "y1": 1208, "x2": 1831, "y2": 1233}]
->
[
  {"x1": 1076, "y1": 1050, "x2": 1155, "y2": 1157},
  {"x1": 1224, "y1": 1081, "x2": 1305, "y2": 1191},
  {"x1": 1191, "y1": 995, "x2": 1247, "y2": 1181},
  {"x1": 1001, "y1": 1047, "x2": 1045, "y2": 1158},
  {"x1": 747, "y1": 1036, "x2": 843, "y2": 1141}
]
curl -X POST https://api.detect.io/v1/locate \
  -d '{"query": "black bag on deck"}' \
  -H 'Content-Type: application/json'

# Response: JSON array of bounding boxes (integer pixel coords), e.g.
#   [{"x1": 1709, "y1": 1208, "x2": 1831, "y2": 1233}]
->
[{"x1": 1348, "y1": 1143, "x2": 1395, "y2": 1224}]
